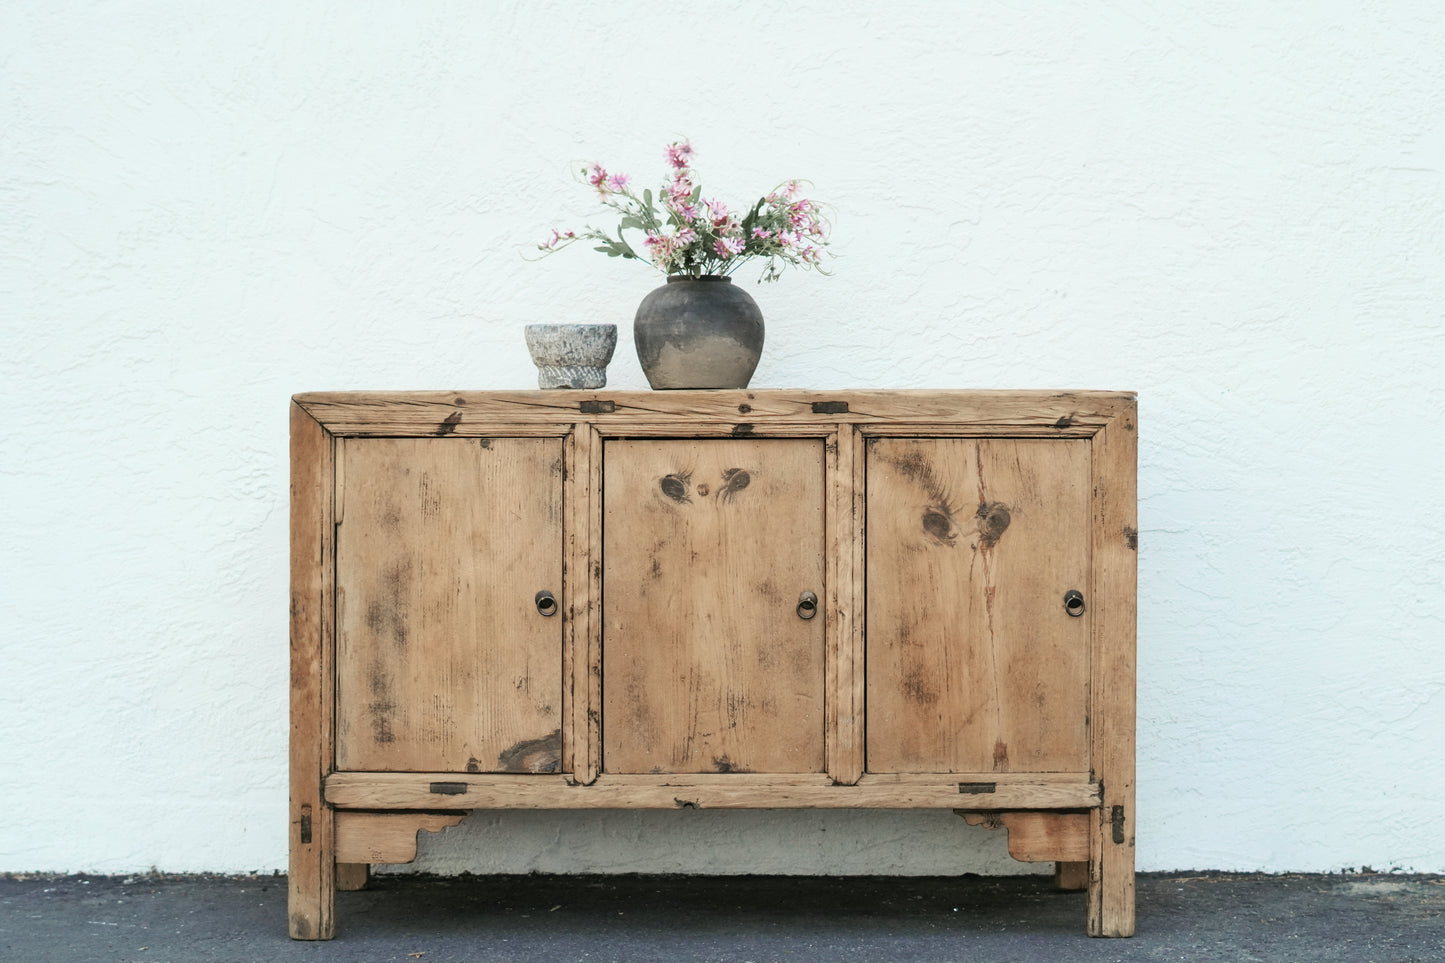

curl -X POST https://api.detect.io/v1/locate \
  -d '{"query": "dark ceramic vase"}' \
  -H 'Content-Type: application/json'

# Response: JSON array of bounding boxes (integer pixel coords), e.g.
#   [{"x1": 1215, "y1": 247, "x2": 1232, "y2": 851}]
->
[{"x1": 633, "y1": 275, "x2": 764, "y2": 389}]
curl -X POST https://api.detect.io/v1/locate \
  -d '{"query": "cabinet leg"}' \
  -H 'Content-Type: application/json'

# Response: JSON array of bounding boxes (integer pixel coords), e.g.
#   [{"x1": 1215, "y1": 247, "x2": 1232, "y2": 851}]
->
[
  {"x1": 1086, "y1": 803, "x2": 1135, "y2": 937},
  {"x1": 1054, "y1": 860, "x2": 1088, "y2": 891},
  {"x1": 288, "y1": 803, "x2": 336, "y2": 940},
  {"x1": 336, "y1": 862, "x2": 370, "y2": 891}
]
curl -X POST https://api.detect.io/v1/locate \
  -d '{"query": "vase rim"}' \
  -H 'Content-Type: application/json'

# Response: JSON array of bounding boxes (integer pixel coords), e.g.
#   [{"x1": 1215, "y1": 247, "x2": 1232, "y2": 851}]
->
[{"x1": 666, "y1": 274, "x2": 732, "y2": 283}]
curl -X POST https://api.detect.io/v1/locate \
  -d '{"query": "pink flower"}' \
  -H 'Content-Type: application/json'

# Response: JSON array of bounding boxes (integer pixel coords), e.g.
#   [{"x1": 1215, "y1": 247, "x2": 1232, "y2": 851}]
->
[
  {"x1": 540, "y1": 228, "x2": 576, "y2": 250},
  {"x1": 673, "y1": 226, "x2": 698, "y2": 246},
  {"x1": 605, "y1": 172, "x2": 631, "y2": 192},
  {"x1": 713, "y1": 236, "x2": 745, "y2": 258},
  {"x1": 666, "y1": 174, "x2": 694, "y2": 202},
  {"x1": 705, "y1": 198, "x2": 729, "y2": 227},
  {"x1": 587, "y1": 163, "x2": 608, "y2": 188},
  {"x1": 751, "y1": 228, "x2": 773, "y2": 240},
  {"x1": 778, "y1": 229, "x2": 801, "y2": 248},
  {"x1": 665, "y1": 140, "x2": 695, "y2": 170}
]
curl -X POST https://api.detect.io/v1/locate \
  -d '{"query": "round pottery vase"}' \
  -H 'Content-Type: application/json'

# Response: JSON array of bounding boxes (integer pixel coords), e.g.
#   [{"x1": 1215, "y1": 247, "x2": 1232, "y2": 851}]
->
[
  {"x1": 524, "y1": 323, "x2": 618, "y2": 389},
  {"x1": 633, "y1": 275, "x2": 764, "y2": 389}
]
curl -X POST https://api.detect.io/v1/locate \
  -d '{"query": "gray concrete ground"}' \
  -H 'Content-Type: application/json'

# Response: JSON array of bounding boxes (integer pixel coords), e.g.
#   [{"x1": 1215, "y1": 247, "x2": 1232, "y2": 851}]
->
[{"x1": 2, "y1": 872, "x2": 1442, "y2": 963}]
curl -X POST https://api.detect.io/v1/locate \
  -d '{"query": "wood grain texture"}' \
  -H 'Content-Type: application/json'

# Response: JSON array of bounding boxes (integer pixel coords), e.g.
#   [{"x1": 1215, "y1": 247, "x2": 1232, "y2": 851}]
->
[
  {"x1": 562, "y1": 425, "x2": 590, "y2": 782},
  {"x1": 827, "y1": 428, "x2": 864, "y2": 784},
  {"x1": 959, "y1": 812, "x2": 1090, "y2": 862},
  {"x1": 334, "y1": 812, "x2": 467, "y2": 864},
  {"x1": 289, "y1": 402, "x2": 335, "y2": 940},
  {"x1": 324, "y1": 772, "x2": 1101, "y2": 810},
  {"x1": 294, "y1": 390, "x2": 1134, "y2": 435},
  {"x1": 1087, "y1": 408, "x2": 1139, "y2": 938},
  {"x1": 866, "y1": 438, "x2": 1091, "y2": 774},
  {"x1": 335, "y1": 863, "x2": 369, "y2": 892},
  {"x1": 335, "y1": 437, "x2": 564, "y2": 773},
  {"x1": 583, "y1": 426, "x2": 604, "y2": 785},
  {"x1": 291, "y1": 389, "x2": 1137, "y2": 939},
  {"x1": 1055, "y1": 860, "x2": 1089, "y2": 891},
  {"x1": 602, "y1": 439, "x2": 827, "y2": 774}
]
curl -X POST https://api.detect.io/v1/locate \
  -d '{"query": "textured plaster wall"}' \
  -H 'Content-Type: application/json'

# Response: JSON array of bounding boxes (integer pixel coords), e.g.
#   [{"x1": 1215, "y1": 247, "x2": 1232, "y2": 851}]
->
[{"x1": 2, "y1": 1, "x2": 1442, "y2": 876}]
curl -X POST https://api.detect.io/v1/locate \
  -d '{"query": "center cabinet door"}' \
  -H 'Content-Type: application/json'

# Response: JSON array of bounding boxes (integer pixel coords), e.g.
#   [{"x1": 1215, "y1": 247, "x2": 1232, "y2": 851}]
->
[
  {"x1": 603, "y1": 438, "x2": 826, "y2": 774},
  {"x1": 335, "y1": 437, "x2": 564, "y2": 774}
]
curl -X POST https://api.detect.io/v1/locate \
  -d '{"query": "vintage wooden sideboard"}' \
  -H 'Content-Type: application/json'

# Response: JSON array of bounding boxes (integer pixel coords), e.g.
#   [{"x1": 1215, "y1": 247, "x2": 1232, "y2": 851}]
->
[{"x1": 289, "y1": 389, "x2": 1137, "y2": 938}]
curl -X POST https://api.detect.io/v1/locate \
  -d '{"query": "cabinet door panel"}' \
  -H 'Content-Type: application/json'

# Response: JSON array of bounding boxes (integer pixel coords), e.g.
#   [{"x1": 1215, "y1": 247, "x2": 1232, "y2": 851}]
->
[
  {"x1": 866, "y1": 438, "x2": 1090, "y2": 773},
  {"x1": 336, "y1": 437, "x2": 563, "y2": 773},
  {"x1": 603, "y1": 439, "x2": 825, "y2": 774}
]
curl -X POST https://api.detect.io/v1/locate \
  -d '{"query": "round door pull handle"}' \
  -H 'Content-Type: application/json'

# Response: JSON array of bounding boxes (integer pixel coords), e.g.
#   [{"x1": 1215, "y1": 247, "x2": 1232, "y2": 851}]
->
[
  {"x1": 1063, "y1": 589, "x2": 1086, "y2": 617},
  {"x1": 797, "y1": 591, "x2": 819, "y2": 620},
  {"x1": 535, "y1": 590, "x2": 558, "y2": 617}
]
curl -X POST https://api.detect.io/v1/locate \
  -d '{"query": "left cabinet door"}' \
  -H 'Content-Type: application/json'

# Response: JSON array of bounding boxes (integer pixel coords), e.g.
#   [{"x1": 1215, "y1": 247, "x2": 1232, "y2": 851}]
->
[{"x1": 334, "y1": 437, "x2": 564, "y2": 773}]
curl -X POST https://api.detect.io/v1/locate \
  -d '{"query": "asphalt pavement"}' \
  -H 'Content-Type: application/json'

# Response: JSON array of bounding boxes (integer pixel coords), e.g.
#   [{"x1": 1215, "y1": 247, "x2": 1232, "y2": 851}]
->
[{"x1": 2, "y1": 871, "x2": 1441, "y2": 962}]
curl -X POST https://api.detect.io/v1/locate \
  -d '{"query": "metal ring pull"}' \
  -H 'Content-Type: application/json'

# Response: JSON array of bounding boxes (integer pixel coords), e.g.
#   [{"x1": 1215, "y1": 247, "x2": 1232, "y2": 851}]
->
[
  {"x1": 535, "y1": 590, "x2": 558, "y2": 617},
  {"x1": 1063, "y1": 590, "x2": 1085, "y2": 617},
  {"x1": 796, "y1": 591, "x2": 818, "y2": 620}
]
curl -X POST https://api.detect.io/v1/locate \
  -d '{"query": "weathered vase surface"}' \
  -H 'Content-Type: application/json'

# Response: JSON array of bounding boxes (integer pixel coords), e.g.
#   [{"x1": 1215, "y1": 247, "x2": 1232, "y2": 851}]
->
[{"x1": 633, "y1": 276, "x2": 764, "y2": 390}]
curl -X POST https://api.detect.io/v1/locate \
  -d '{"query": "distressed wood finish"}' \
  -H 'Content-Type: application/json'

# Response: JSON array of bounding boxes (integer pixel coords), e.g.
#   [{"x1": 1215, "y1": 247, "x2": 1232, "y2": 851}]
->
[
  {"x1": 335, "y1": 437, "x2": 564, "y2": 774},
  {"x1": 1056, "y1": 860, "x2": 1090, "y2": 891},
  {"x1": 866, "y1": 438, "x2": 1091, "y2": 774},
  {"x1": 602, "y1": 438, "x2": 827, "y2": 774},
  {"x1": 294, "y1": 389, "x2": 1134, "y2": 434},
  {"x1": 335, "y1": 863, "x2": 369, "y2": 892},
  {"x1": 334, "y1": 812, "x2": 468, "y2": 864},
  {"x1": 828, "y1": 428, "x2": 864, "y2": 784},
  {"x1": 289, "y1": 402, "x2": 335, "y2": 940},
  {"x1": 290, "y1": 390, "x2": 1136, "y2": 939},
  {"x1": 324, "y1": 771, "x2": 1101, "y2": 810},
  {"x1": 958, "y1": 812, "x2": 1091, "y2": 862},
  {"x1": 583, "y1": 425, "x2": 604, "y2": 785},
  {"x1": 1086, "y1": 408, "x2": 1139, "y2": 938}
]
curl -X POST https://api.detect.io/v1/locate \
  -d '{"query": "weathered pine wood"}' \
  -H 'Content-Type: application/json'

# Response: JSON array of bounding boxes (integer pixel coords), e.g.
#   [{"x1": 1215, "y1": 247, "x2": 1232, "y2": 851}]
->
[
  {"x1": 562, "y1": 426, "x2": 584, "y2": 781},
  {"x1": 291, "y1": 389, "x2": 1136, "y2": 938},
  {"x1": 866, "y1": 438, "x2": 1091, "y2": 773},
  {"x1": 334, "y1": 437, "x2": 564, "y2": 774},
  {"x1": 289, "y1": 402, "x2": 335, "y2": 940},
  {"x1": 958, "y1": 812, "x2": 1090, "y2": 862},
  {"x1": 323, "y1": 772, "x2": 1101, "y2": 810},
  {"x1": 827, "y1": 428, "x2": 864, "y2": 784},
  {"x1": 335, "y1": 863, "x2": 369, "y2": 892},
  {"x1": 333, "y1": 812, "x2": 467, "y2": 864},
  {"x1": 602, "y1": 438, "x2": 827, "y2": 774},
  {"x1": 858, "y1": 772, "x2": 1090, "y2": 785},
  {"x1": 1056, "y1": 860, "x2": 1089, "y2": 891},
  {"x1": 583, "y1": 426, "x2": 604, "y2": 785},
  {"x1": 1087, "y1": 408, "x2": 1139, "y2": 938},
  {"x1": 294, "y1": 390, "x2": 1135, "y2": 435}
]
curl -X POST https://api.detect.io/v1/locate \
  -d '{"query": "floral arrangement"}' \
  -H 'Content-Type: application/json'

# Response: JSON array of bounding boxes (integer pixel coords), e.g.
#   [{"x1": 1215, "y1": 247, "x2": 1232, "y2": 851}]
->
[{"x1": 537, "y1": 140, "x2": 831, "y2": 283}]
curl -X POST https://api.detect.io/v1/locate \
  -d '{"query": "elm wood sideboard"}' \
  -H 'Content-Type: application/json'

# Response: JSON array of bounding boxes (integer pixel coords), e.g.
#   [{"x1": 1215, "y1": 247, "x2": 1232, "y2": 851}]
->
[{"x1": 289, "y1": 390, "x2": 1137, "y2": 939}]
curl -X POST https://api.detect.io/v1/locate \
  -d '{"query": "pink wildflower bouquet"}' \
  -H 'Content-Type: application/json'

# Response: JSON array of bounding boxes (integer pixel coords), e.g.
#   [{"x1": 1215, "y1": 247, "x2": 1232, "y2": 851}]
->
[{"x1": 538, "y1": 140, "x2": 832, "y2": 283}]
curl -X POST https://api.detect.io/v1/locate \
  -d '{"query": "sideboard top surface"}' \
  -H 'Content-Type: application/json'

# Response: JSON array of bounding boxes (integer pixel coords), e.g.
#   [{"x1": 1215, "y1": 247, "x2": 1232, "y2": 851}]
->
[{"x1": 292, "y1": 389, "x2": 1137, "y2": 436}]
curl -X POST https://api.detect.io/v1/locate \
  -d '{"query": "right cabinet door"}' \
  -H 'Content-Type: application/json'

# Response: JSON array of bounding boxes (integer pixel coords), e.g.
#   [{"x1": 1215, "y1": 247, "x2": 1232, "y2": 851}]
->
[{"x1": 866, "y1": 437, "x2": 1091, "y2": 774}]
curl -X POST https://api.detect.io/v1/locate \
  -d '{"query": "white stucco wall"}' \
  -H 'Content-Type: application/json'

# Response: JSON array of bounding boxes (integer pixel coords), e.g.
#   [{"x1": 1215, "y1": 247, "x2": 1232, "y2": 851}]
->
[{"x1": 2, "y1": 1, "x2": 1442, "y2": 876}]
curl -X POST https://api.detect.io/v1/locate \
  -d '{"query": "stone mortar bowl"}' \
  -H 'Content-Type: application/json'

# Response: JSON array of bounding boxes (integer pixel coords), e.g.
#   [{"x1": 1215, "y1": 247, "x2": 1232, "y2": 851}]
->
[{"x1": 524, "y1": 323, "x2": 618, "y2": 389}]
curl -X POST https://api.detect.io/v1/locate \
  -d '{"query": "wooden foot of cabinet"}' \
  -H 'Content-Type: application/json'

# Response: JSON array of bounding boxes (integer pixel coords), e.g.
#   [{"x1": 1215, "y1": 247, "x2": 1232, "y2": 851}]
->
[
  {"x1": 335, "y1": 863, "x2": 369, "y2": 892},
  {"x1": 290, "y1": 390, "x2": 1137, "y2": 939},
  {"x1": 1055, "y1": 860, "x2": 1089, "y2": 891}
]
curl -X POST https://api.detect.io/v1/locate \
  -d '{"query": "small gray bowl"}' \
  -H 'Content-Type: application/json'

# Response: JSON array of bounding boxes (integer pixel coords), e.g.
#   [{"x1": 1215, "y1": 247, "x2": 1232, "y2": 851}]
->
[{"x1": 524, "y1": 324, "x2": 618, "y2": 389}]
